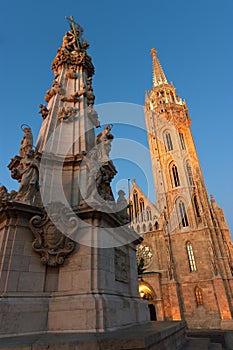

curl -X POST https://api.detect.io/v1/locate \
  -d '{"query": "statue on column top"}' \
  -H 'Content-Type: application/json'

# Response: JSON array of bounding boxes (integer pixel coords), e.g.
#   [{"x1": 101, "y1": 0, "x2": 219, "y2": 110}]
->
[
  {"x1": 95, "y1": 125, "x2": 114, "y2": 163},
  {"x1": 13, "y1": 150, "x2": 39, "y2": 204},
  {"x1": 19, "y1": 126, "x2": 33, "y2": 158}
]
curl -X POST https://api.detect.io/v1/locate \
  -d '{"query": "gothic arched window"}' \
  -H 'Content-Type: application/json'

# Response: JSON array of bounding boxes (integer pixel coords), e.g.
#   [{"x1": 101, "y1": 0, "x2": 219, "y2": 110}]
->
[
  {"x1": 133, "y1": 191, "x2": 139, "y2": 221},
  {"x1": 186, "y1": 242, "x2": 197, "y2": 272},
  {"x1": 139, "y1": 198, "x2": 145, "y2": 222},
  {"x1": 193, "y1": 195, "x2": 200, "y2": 218},
  {"x1": 129, "y1": 201, "x2": 133, "y2": 222},
  {"x1": 178, "y1": 200, "x2": 189, "y2": 227},
  {"x1": 165, "y1": 132, "x2": 173, "y2": 151},
  {"x1": 179, "y1": 132, "x2": 186, "y2": 150},
  {"x1": 154, "y1": 221, "x2": 159, "y2": 230},
  {"x1": 146, "y1": 207, "x2": 152, "y2": 221},
  {"x1": 172, "y1": 164, "x2": 180, "y2": 187},
  {"x1": 186, "y1": 161, "x2": 194, "y2": 186},
  {"x1": 195, "y1": 286, "x2": 203, "y2": 305}
]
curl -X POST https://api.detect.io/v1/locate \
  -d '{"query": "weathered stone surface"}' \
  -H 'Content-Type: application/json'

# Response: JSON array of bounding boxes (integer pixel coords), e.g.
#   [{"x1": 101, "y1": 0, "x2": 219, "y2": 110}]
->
[{"x1": 0, "y1": 321, "x2": 186, "y2": 350}]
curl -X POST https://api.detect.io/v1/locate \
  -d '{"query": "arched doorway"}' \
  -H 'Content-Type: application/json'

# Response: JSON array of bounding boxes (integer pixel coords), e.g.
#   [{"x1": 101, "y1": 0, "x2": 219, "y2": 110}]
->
[
  {"x1": 148, "y1": 304, "x2": 157, "y2": 321},
  {"x1": 139, "y1": 284, "x2": 157, "y2": 321}
]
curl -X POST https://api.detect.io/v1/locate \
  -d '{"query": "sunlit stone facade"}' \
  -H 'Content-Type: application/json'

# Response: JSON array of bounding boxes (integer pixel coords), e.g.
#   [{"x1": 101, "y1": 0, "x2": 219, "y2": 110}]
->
[{"x1": 133, "y1": 49, "x2": 233, "y2": 329}]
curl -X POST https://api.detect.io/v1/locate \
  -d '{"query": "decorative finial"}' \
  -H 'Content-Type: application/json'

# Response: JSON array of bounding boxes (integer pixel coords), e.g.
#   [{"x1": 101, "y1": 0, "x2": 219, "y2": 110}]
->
[
  {"x1": 210, "y1": 193, "x2": 215, "y2": 201},
  {"x1": 150, "y1": 48, "x2": 157, "y2": 57},
  {"x1": 150, "y1": 47, "x2": 168, "y2": 87},
  {"x1": 65, "y1": 16, "x2": 84, "y2": 51}
]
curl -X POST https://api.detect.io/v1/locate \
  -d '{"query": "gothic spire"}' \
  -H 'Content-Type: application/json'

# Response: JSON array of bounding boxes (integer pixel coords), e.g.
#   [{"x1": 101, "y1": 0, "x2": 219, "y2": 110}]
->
[{"x1": 150, "y1": 48, "x2": 168, "y2": 87}]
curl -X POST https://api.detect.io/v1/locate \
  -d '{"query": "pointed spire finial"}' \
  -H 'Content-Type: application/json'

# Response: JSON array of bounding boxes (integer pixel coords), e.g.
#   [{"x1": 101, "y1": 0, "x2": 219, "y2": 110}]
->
[
  {"x1": 150, "y1": 48, "x2": 157, "y2": 57},
  {"x1": 210, "y1": 193, "x2": 215, "y2": 201},
  {"x1": 150, "y1": 48, "x2": 168, "y2": 87}
]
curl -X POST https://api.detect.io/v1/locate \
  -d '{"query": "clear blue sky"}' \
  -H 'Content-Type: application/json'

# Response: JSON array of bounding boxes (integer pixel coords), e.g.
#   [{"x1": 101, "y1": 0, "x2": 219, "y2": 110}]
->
[{"x1": 1, "y1": 0, "x2": 232, "y2": 235}]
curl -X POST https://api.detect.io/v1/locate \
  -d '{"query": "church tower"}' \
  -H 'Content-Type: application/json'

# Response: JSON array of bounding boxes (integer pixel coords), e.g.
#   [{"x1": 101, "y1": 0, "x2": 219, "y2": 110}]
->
[{"x1": 134, "y1": 49, "x2": 233, "y2": 329}]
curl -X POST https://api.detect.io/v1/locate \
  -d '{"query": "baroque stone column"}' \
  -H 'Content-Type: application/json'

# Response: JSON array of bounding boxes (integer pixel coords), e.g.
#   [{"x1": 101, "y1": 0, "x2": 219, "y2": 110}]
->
[{"x1": 0, "y1": 18, "x2": 150, "y2": 336}]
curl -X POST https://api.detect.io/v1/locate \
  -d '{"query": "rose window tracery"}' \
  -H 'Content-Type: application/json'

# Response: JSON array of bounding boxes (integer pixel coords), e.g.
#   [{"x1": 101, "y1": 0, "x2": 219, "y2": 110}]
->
[{"x1": 136, "y1": 244, "x2": 153, "y2": 269}]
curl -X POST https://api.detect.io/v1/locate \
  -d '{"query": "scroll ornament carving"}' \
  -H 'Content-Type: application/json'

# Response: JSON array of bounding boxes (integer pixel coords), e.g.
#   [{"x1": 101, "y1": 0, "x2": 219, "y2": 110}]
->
[{"x1": 29, "y1": 203, "x2": 77, "y2": 266}]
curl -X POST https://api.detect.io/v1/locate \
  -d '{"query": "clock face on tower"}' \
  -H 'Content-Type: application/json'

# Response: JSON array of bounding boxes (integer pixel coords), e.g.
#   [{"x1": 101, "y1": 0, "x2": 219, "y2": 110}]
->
[{"x1": 136, "y1": 244, "x2": 153, "y2": 269}]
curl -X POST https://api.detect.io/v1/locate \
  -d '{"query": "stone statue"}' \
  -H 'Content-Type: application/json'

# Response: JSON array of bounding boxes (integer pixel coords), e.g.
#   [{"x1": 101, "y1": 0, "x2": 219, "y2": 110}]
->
[
  {"x1": 96, "y1": 166, "x2": 115, "y2": 201},
  {"x1": 44, "y1": 80, "x2": 64, "y2": 103},
  {"x1": 85, "y1": 149, "x2": 101, "y2": 201},
  {"x1": 14, "y1": 150, "x2": 39, "y2": 204},
  {"x1": 85, "y1": 78, "x2": 100, "y2": 127},
  {"x1": 64, "y1": 16, "x2": 87, "y2": 52},
  {"x1": 38, "y1": 104, "x2": 49, "y2": 120},
  {"x1": 0, "y1": 186, "x2": 9, "y2": 202},
  {"x1": 77, "y1": 83, "x2": 86, "y2": 97},
  {"x1": 58, "y1": 106, "x2": 78, "y2": 121},
  {"x1": 116, "y1": 190, "x2": 130, "y2": 224},
  {"x1": 87, "y1": 106, "x2": 101, "y2": 128},
  {"x1": 0, "y1": 186, "x2": 17, "y2": 208},
  {"x1": 62, "y1": 31, "x2": 77, "y2": 52},
  {"x1": 95, "y1": 125, "x2": 114, "y2": 163},
  {"x1": 9, "y1": 190, "x2": 17, "y2": 200},
  {"x1": 86, "y1": 80, "x2": 95, "y2": 107},
  {"x1": 19, "y1": 126, "x2": 33, "y2": 158},
  {"x1": 66, "y1": 66, "x2": 77, "y2": 79}
]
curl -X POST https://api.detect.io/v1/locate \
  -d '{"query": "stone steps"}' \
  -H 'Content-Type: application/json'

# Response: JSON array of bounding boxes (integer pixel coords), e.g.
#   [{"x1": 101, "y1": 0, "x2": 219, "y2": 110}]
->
[
  {"x1": 185, "y1": 329, "x2": 231, "y2": 350},
  {"x1": 181, "y1": 337, "x2": 223, "y2": 350}
]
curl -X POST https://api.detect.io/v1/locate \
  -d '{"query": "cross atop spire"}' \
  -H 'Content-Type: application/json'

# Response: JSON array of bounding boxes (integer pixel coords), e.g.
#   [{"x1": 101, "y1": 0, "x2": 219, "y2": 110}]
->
[{"x1": 150, "y1": 48, "x2": 168, "y2": 87}]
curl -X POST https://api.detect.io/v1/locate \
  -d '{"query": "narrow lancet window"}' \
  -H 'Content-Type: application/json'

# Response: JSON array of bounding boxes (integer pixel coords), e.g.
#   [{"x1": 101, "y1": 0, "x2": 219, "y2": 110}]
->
[
  {"x1": 193, "y1": 195, "x2": 200, "y2": 218},
  {"x1": 133, "y1": 191, "x2": 139, "y2": 221},
  {"x1": 165, "y1": 132, "x2": 173, "y2": 151},
  {"x1": 186, "y1": 242, "x2": 197, "y2": 272},
  {"x1": 146, "y1": 207, "x2": 152, "y2": 221},
  {"x1": 195, "y1": 286, "x2": 203, "y2": 305},
  {"x1": 179, "y1": 201, "x2": 189, "y2": 227},
  {"x1": 129, "y1": 201, "x2": 133, "y2": 222},
  {"x1": 186, "y1": 161, "x2": 194, "y2": 186},
  {"x1": 179, "y1": 133, "x2": 186, "y2": 150},
  {"x1": 139, "y1": 198, "x2": 145, "y2": 222},
  {"x1": 172, "y1": 164, "x2": 180, "y2": 187}
]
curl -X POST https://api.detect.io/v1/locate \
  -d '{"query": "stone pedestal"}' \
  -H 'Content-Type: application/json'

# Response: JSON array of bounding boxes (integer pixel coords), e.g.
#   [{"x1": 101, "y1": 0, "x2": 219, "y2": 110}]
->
[{"x1": 0, "y1": 201, "x2": 149, "y2": 336}]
